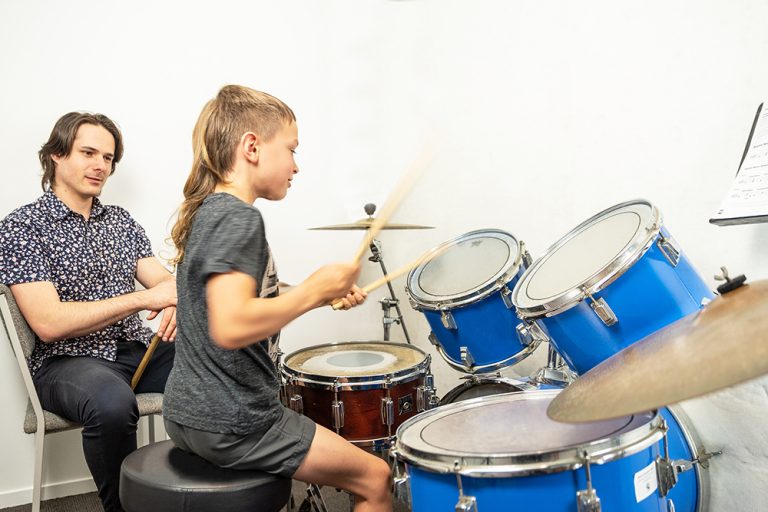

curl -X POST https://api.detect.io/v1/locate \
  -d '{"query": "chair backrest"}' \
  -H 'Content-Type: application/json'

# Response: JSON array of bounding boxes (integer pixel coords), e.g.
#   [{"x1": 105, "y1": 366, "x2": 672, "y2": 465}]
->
[
  {"x1": 0, "y1": 283, "x2": 50, "y2": 435},
  {"x1": 0, "y1": 284, "x2": 36, "y2": 359}
]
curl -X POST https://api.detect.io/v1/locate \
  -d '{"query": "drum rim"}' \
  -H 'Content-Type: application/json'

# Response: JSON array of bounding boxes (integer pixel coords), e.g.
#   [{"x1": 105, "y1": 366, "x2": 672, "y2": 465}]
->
[
  {"x1": 438, "y1": 376, "x2": 536, "y2": 405},
  {"x1": 280, "y1": 340, "x2": 429, "y2": 389},
  {"x1": 664, "y1": 404, "x2": 710, "y2": 512},
  {"x1": 405, "y1": 228, "x2": 524, "y2": 310},
  {"x1": 392, "y1": 390, "x2": 664, "y2": 477},
  {"x1": 512, "y1": 199, "x2": 661, "y2": 318}
]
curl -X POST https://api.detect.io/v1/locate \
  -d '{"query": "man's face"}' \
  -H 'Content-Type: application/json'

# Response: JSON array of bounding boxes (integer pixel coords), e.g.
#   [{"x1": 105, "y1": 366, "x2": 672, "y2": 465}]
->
[{"x1": 51, "y1": 123, "x2": 116, "y2": 202}]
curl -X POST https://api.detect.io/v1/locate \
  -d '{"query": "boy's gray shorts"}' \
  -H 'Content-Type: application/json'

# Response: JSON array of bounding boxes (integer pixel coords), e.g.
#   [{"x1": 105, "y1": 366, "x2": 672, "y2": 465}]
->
[{"x1": 164, "y1": 407, "x2": 317, "y2": 478}]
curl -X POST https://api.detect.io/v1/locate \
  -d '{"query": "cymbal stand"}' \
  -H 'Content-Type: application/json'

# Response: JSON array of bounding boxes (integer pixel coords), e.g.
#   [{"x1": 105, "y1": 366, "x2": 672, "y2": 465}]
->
[{"x1": 369, "y1": 239, "x2": 412, "y2": 344}]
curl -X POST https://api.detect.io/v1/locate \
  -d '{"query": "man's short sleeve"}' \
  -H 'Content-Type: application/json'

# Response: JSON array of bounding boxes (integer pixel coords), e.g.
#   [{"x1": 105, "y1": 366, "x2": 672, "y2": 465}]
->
[
  {"x1": 130, "y1": 217, "x2": 154, "y2": 260},
  {"x1": 0, "y1": 219, "x2": 52, "y2": 285}
]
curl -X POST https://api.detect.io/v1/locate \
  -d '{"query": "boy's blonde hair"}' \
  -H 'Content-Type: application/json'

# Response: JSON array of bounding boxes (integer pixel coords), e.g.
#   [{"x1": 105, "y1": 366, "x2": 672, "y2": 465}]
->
[{"x1": 170, "y1": 85, "x2": 295, "y2": 266}]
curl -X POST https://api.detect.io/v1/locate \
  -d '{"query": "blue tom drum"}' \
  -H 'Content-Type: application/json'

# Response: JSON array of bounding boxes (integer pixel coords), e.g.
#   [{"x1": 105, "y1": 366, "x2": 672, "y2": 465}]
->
[
  {"x1": 512, "y1": 199, "x2": 714, "y2": 374},
  {"x1": 406, "y1": 229, "x2": 541, "y2": 373}
]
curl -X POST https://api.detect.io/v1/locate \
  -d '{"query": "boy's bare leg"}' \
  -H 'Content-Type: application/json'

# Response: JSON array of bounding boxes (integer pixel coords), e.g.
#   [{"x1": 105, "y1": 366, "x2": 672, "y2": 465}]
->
[{"x1": 293, "y1": 424, "x2": 393, "y2": 512}]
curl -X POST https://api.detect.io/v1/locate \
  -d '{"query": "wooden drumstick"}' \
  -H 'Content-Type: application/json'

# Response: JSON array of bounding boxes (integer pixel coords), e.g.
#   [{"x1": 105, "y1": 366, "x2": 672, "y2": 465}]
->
[
  {"x1": 351, "y1": 146, "x2": 435, "y2": 263},
  {"x1": 332, "y1": 246, "x2": 446, "y2": 310},
  {"x1": 131, "y1": 334, "x2": 161, "y2": 390}
]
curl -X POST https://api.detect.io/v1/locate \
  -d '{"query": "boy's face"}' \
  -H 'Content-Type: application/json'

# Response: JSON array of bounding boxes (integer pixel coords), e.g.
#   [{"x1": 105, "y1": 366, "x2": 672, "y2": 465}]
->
[
  {"x1": 256, "y1": 120, "x2": 298, "y2": 201},
  {"x1": 51, "y1": 123, "x2": 116, "y2": 203}
]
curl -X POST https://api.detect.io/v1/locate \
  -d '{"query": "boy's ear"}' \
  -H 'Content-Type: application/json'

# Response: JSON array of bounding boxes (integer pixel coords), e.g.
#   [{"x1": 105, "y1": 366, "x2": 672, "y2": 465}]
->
[{"x1": 242, "y1": 132, "x2": 260, "y2": 163}]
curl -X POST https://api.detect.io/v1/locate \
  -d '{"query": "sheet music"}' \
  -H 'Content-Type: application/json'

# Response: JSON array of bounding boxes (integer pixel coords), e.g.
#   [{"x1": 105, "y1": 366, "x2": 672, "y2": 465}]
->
[{"x1": 711, "y1": 104, "x2": 768, "y2": 224}]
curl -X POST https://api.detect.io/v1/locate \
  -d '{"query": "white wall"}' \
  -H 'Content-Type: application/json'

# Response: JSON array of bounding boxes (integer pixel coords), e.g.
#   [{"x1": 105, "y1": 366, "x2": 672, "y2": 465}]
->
[{"x1": 0, "y1": 0, "x2": 766, "y2": 509}]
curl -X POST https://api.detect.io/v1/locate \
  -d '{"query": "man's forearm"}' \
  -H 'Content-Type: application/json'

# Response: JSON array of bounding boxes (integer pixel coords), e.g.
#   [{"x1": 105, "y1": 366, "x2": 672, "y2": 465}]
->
[{"x1": 34, "y1": 289, "x2": 156, "y2": 342}]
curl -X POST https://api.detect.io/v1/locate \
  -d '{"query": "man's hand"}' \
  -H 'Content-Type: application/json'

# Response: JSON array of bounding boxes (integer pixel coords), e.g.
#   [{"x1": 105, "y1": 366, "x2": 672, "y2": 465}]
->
[{"x1": 136, "y1": 257, "x2": 177, "y2": 341}]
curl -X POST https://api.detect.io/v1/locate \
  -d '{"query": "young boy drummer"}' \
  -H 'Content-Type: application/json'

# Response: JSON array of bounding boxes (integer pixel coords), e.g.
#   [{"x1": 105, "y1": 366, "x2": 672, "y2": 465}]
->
[{"x1": 164, "y1": 85, "x2": 392, "y2": 511}]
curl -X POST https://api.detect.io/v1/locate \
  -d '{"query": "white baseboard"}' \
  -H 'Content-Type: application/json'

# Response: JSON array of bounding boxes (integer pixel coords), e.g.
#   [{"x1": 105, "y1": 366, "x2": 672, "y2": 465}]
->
[{"x1": 0, "y1": 477, "x2": 97, "y2": 509}]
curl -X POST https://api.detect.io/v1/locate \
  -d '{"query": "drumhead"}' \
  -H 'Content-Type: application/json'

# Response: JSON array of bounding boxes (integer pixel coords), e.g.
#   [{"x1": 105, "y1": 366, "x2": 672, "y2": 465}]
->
[
  {"x1": 513, "y1": 200, "x2": 661, "y2": 317},
  {"x1": 282, "y1": 341, "x2": 428, "y2": 386},
  {"x1": 394, "y1": 390, "x2": 662, "y2": 476},
  {"x1": 406, "y1": 229, "x2": 523, "y2": 310}
]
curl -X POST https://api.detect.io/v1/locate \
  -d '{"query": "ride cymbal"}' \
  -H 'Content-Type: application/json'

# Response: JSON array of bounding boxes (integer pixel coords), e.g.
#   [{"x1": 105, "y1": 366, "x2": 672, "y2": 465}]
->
[
  {"x1": 309, "y1": 217, "x2": 434, "y2": 231},
  {"x1": 547, "y1": 279, "x2": 768, "y2": 423}
]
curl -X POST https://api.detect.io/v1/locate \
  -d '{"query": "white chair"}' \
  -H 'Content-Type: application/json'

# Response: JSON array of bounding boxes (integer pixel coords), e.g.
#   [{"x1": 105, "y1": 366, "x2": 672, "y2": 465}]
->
[{"x1": 0, "y1": 284, "x2": 163, "y2": 512}]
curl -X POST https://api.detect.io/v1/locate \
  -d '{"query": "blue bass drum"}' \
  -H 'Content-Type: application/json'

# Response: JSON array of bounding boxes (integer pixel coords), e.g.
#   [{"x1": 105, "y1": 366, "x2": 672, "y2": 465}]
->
[
  {"x1": 393, "y1": 391, "x2": 690, "y2": 512},
  {"x1": 512, "y1": 199, "x2": 714, "y2": 374},
  {"x1": 406, "y1": 229, "x2": 541, "y2": 373}
]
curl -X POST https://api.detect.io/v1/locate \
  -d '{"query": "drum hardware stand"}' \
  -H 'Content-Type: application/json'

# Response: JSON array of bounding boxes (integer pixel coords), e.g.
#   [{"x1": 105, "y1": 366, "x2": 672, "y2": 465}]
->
[
  {"x1": 656, "y1": 420, "x2": 679, "y2": 498},
  {"x1": 391, "y1": 455, "x2": 412, "y2": 505},
  {"x1": 453, "y1": 461, "x2": 478, "y2": 512},
  {"x1": 576, "y1": 451, "x2": 601, "y2": 512},
  {"x1": 532, "y1": 343, "x2": 577, "y2": 387},
  {"x1": 368, "y1": 237, "x2": 412, "y2": 344},
  {"x1": 714, "y1": 266, "x2": 747, "y2": 294},
  {"x1": 653, "y1": 420, "x2": 723, "y2": 500},
  {"x1": 417, "y1": 371, "x2": 440, "y2": 410},
  {"x1": 295, "y1": 484, "x2": 330, "y2": 512},
  {"x1": 332, "y1": 379, "x2": 344, "y2": 434}
]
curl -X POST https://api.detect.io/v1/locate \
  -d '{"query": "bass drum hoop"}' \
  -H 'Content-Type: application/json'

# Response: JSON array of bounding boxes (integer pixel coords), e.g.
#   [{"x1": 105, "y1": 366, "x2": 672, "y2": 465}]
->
[{"x1": 666, "y1": 404, "x2": 710, "y2": 512}]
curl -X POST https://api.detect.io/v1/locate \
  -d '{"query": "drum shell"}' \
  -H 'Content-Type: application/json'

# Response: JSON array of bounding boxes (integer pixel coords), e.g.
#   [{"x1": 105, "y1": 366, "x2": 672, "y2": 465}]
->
[
  {"x1": 435, "y1": 384, "x2": 704, "y2": 511},
  {"x1": 283, "y1": 376, "x2": 424, "y2": 443},
  {"x1": 394, "y1": 391, "x2": 680, "y2": 512},
  {"x1": 530, "y1": 228, "x2": 714, "y2": 374},
  {"x1": 406, "y1": 447, "x2": 667, "y2": 512},
  {"x1": 419, "y1": 263, "x2": 536, "y2": 372},
  {"x1": 280, "y1": 341, "x2": 431, "y2": 445}
]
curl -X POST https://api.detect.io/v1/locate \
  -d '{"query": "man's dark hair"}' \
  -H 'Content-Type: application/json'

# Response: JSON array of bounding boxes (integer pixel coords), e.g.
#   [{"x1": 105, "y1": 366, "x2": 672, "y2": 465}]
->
[{"x1": 38, "y1": 112, "x2": 124, "y2": 191}]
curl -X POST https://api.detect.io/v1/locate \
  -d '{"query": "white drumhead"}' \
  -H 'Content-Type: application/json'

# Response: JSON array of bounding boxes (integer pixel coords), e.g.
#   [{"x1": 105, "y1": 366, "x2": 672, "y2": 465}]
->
[
  {"x1": 395, "y1": 391, "x2": 660, "y2": 474},
  {"x1": 407, "y1": 229, "x2": 522, "y2": 308},
  {"x1": 283, "y1": 341, "x2": 426, "y2": 378},
  {"x1": 402, "y1": 392, "x2": 635, "y2": 454},
  {"x1": 514, "y1": 200, "x2": 659, "y2": 314}
]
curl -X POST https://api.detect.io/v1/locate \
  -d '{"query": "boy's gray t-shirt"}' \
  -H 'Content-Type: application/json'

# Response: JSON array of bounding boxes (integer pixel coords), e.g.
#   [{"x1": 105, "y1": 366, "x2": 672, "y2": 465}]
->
[{"x1": 164, "y1": 193, "x2": 282, "y2": 436}]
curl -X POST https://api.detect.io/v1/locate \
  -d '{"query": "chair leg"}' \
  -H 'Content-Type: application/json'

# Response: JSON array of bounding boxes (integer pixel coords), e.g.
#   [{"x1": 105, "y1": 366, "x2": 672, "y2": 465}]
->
[
  {"x1": 32, "y1": 430, "x2": 44, "y2": 512},
  {"x1": 148, "y1": 414, "x2": 156, "y2": 444}
]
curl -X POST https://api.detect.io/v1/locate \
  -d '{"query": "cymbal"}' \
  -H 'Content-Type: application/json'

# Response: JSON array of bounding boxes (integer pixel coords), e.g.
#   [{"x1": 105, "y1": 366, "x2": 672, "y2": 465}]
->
[
  {"x1": 309, "y1": 217, "x2": 434, "y2": 231},
  {"x1": 547, "y1": 279, "x2": 768, "y2": 423}
]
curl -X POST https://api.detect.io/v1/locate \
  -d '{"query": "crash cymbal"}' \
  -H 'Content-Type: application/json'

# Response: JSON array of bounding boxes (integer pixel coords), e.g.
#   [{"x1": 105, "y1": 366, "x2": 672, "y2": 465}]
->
[
  {"x1": 309, "y1": 203, "x2": 433, "y2": 231},
  {"x1": 547, "y1": 279, "x2": 768, "y2": 423},
  {"x1": 309, "y1": 218, "x2": 434, "y2": 231}
]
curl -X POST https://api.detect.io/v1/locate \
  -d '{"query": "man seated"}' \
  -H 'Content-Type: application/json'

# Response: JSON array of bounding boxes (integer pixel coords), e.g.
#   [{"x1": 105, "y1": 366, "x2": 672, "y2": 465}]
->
[{"x1": 0, "y1": 112, "x2": 177, "y2": 512}]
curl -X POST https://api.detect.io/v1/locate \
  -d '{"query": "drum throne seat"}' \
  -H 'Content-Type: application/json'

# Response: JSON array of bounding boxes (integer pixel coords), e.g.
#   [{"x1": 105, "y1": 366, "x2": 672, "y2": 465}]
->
[{"x1": 120, "y1": 440, "x2": 291, "y2": 512}]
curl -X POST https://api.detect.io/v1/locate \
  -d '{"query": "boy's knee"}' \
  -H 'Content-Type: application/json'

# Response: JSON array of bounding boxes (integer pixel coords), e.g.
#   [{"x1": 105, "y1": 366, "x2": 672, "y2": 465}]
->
[{"x1": 371, "y1": 457, "x2": 392, "y2": 489}]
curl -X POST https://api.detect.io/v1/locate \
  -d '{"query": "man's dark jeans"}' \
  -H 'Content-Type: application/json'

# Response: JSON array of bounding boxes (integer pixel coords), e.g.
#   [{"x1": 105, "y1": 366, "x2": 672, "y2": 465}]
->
[{"x1": 33, "y1": 340, "x2": 175, "y2": 512}]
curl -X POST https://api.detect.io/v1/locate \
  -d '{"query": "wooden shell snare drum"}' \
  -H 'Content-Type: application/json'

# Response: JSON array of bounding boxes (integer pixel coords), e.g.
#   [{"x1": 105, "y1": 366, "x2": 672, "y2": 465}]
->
[{"x1": 280, "y1": 341, "x2": 436, "y2": 449}]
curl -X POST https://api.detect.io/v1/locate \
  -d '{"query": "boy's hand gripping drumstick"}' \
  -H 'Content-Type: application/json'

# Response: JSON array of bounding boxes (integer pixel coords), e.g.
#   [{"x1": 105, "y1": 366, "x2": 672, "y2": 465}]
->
[
  {"x1": 331, "y1": 245, "x2": 447, "y2": 310},
  {"x1": 131, "y1": 334, "x2": 161, "y2": 390}
]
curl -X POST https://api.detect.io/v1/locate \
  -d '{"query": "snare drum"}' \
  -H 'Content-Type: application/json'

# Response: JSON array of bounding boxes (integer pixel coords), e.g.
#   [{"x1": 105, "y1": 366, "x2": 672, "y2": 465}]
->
[
  {"x1": 280, "y1": 341, "x2": 434, "y2": 448},
  {"x1": 406, "y1": 229, "x2": 541, "y2": 374},
  {"x1": 513, "y1": 199, "x2": 714, "y2": 374},
  {"x1": 393, "y1": 391, "x2": 692, "y2": 511}
]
